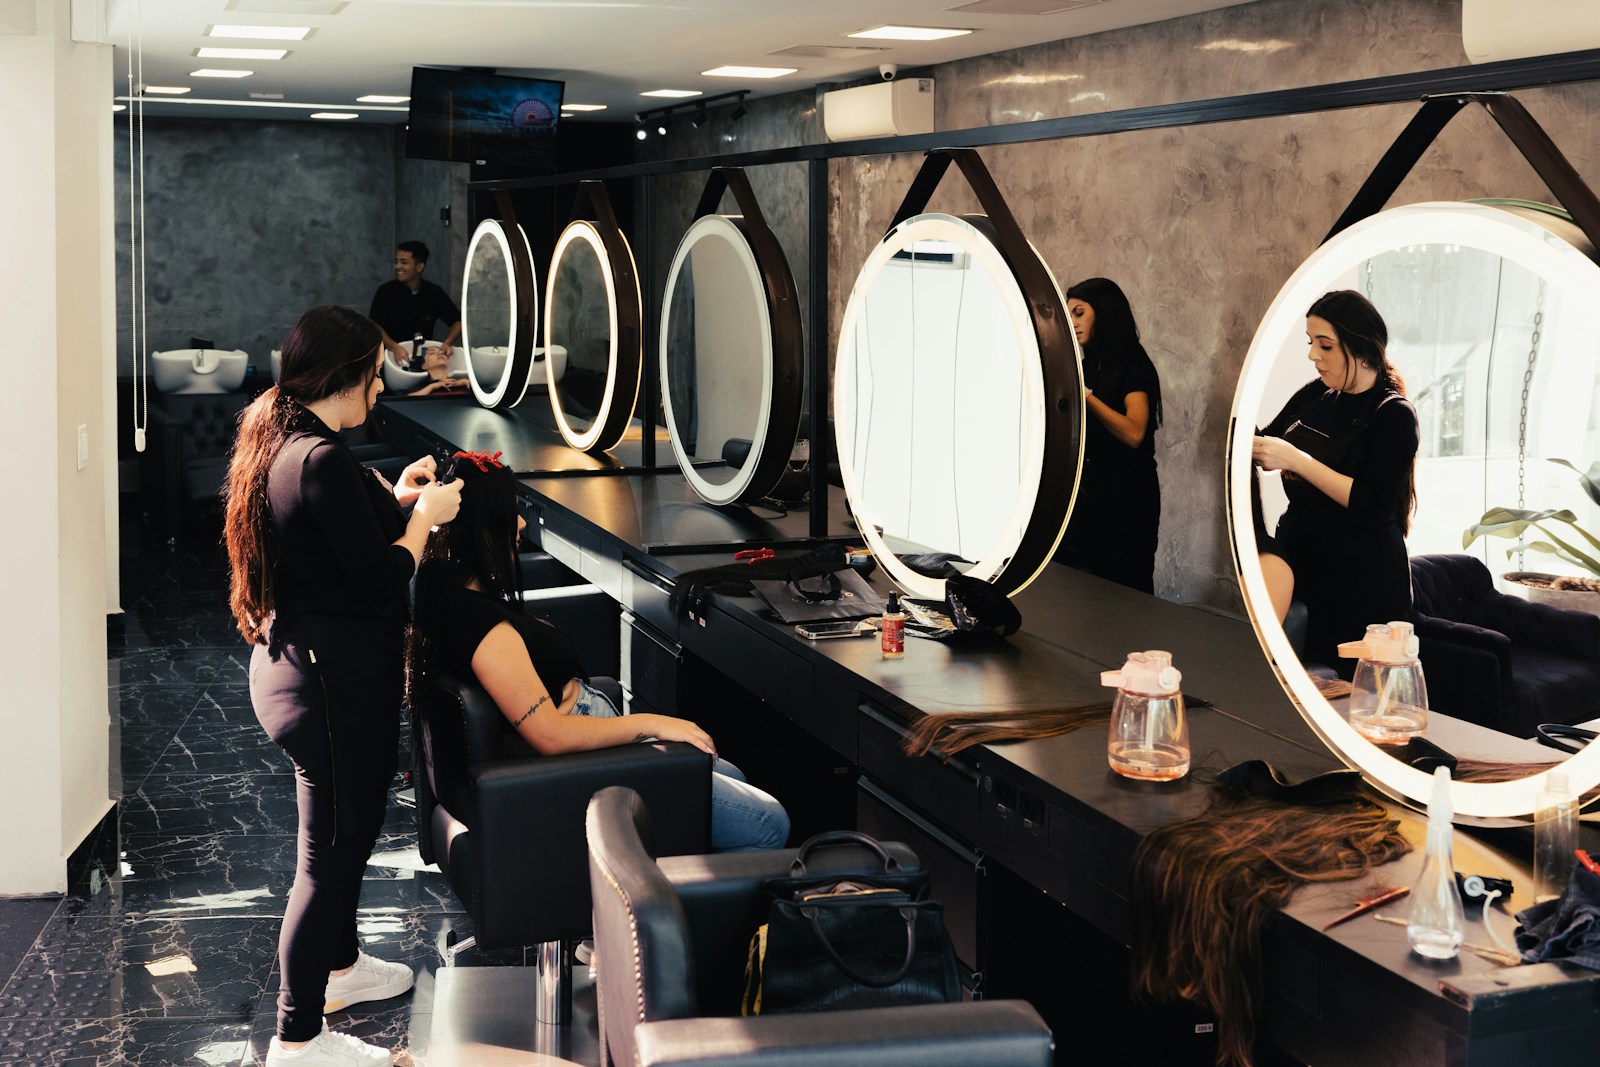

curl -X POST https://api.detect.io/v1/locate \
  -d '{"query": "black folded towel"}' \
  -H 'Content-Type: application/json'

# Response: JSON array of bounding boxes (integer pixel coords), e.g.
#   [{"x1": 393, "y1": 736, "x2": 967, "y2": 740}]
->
[{"x1": 1515, "y1": 863, "x2": 1600, "y2": 970}]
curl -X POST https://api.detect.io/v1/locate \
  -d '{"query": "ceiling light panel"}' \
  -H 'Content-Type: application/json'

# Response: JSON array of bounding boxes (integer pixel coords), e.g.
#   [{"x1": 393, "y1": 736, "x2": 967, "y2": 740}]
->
[
  {"x1": 702, "y1": 65, "x2": 797, "y2": 78},
  {"x1": 142, "y1": 85, "x2": 192, "y2": 94},
  {"x1": 191, "y1": 69, "x2": 254, "y2": 78},
  {"x1": 356, "y1": 94, "x2": 409, "y2": 103},
  {"x1": 640, "y1": 89, "x2": 702, "y2": 98},
  {"x1": 207, "y1": 24, "x2": 312, "y2": 40},
  {"x1": 310, "y1": 112, "x2": 359, "y2": 120},
  {"x1": 560, "y1": 103, "x2": 606, "y2": 111},
  {"x1": 847, "y1": 25, "x2": 973, "y2": 41},
  {"x1": 195, "y1": 47, "x2": 289, "y2": 60}
]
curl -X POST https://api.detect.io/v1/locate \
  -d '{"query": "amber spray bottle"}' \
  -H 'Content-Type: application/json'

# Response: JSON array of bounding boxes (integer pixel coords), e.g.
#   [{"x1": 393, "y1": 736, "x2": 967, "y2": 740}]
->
[{"x1": 881, "y1": 591, "x2": 906, "y2": 658}]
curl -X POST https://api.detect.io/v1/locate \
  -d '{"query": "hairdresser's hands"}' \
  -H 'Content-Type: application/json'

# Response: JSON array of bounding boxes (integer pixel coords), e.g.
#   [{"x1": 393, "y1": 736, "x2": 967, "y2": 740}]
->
[
  {"x1": 1251, "y1": 435, "x2": 1304, "y2": 475},
  {"x1": 647, "y1": 715, "x2": 717, "y2": 758},
  {"x1": 412, "y1": 477, "x2": 462, "y2": 527},
  {"x1": 394, "y1": 454, "x2": 438, "y2": 507}
]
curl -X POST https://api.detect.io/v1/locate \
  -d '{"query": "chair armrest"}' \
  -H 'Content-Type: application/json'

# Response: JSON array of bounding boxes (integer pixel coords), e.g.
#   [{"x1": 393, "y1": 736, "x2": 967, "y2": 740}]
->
[
  {"x1": 1413, "y1": 614, "x2": 1513, "y2": 671},
  {"x1": 1413, "y1": 615, "x2": 1509, "y2": 729},
  {"x1": 1497, "y1": 595, "x2": 1600, "y2": 659},
  {"x1": 634, "y1": 1000, "x2": 1053, "y2": 1067},
  {"x1": 659, "y1": 841, "x2": 920, "y2": 1015},
  {"x1": 466, "y1": 742, "x2": 713, "y2": 945}
]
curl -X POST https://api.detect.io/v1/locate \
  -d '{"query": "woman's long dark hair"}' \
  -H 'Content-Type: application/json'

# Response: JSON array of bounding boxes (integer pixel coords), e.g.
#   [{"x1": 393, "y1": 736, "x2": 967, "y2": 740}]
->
[
  {"x1": 223, "y1": 305, "x2": 383, "y2": 643},
  {"x1": 1066, "y1": 276, "x2": 1163, "y2": 430},
  {"x1": 405, "y1": 454, "x2": 523, "y2": 710},
  {"x1": 1306, "y1": 289, "x2": 1417, "y2": 533}
]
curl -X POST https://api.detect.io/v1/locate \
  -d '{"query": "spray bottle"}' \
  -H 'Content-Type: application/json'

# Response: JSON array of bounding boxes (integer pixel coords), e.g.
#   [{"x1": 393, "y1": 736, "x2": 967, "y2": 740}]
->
[
  {"x1": 1101, "y1": 651, "x2": 1189, "y2": 782},
  {"x1": 1407, "y1": 765, "x2": 1465, "y2": 960},
  {"x1": 1338, "y1": 621, "x2": 1428, "y2": 743}
]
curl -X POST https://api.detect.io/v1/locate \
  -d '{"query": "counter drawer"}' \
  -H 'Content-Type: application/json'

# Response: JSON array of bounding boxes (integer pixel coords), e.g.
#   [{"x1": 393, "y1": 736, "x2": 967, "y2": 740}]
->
[
  {"x1": 857, "y1": 703, "x2": 981, "y2": 845},
  {"x1": 686, "y1": 608, "x2": 814, "y2": 726},
  {"x1": 622, "y1": 611, "x2": 680, "y2": 715}
]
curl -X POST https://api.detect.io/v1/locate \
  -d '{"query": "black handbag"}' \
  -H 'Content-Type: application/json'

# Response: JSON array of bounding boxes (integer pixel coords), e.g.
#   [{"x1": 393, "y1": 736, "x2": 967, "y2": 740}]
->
[{"x1": 741, "y1": 831, "x2": 962, "y2": 1015}]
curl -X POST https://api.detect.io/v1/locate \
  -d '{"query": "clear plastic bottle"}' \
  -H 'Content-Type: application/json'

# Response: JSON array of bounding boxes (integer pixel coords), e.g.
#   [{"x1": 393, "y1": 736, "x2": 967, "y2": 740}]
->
[
  {"x1": 1339, "y1": 621, "x2": 1428, "y2": 743},
  {"x1": 880, "y1": 591, "x2": 906, "y2": 659},
  {"x1": 1101, "y1": 651, "x2": 1189, "y2": 782},
  {"x1": 1534, "y1": 771, "x2": 1578, "y2": 903},
  {"x1": 1407, "y1": 765, "x2": 1465, "y2": 960}
]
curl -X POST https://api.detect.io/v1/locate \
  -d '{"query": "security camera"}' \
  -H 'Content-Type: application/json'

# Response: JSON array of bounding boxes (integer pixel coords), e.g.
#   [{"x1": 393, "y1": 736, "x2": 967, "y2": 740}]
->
[{"x1": 879, "y1": 63, "x2": 898, "y2": 81}]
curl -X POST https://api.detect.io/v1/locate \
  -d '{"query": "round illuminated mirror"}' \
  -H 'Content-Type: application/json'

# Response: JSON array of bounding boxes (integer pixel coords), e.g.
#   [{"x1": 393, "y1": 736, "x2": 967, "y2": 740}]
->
[
  {"x1": 660, "y1": 212, "x2": 802, "y2": 506},
  {"x1": 1229, "y1": 201, "x2": 1600, "y2": 819},
  {"x1": 545, "y1": 219, "x2": 642, "y2": 453},
  {"x1": 835, "y1": 212, "x2": 1083, "y2": 601},
  {"x1": 461, "y1": 218, "x2": 538, "y2": 410}
]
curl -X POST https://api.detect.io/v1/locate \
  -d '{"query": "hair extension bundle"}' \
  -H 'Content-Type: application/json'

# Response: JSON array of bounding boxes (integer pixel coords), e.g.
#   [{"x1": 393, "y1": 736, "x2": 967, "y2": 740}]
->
[
  {"x1": 1129, "y1": 786, "x2": 1411, "y2": 1066},
  {"x1": 901, "y1": 704, "x2": 1112, "y2": 760}
]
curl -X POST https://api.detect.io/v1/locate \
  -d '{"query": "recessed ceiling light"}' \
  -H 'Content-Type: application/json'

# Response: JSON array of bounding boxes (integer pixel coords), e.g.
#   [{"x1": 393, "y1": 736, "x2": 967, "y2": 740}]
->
[
  {"x1": 560, "y1": 103, "x2": 606, "y2": 112},
  {"x1": 847, "y1": 25, "x2": 972, "y2": 41},
  {"x1": 702, "y1": 65, "x2": 797, "y2": 79},
  {"x1": 356, "y1": 94, "x2": 409, "y2": 104},
  {"x1": 191, "y1": 69, "x2": 254, "y2": 78},
  {"x1": 195, "y1": 46, "x2": 289, "y2": 60},
  {"x1": 112, "y1": 103, "x2": 126, "y2": 112},
  {"x1": 640, "y1": 89, "x2": 701, "y2": 98},
  {"x1": 142, "y1": 85, "x2": 191, "y2": 95},
  {"x1": 310, "y1": 111, "x2": 358, "y2": 120},
  {"x1": 207, "y1": 24, "x2": 311, "y2": 40}
]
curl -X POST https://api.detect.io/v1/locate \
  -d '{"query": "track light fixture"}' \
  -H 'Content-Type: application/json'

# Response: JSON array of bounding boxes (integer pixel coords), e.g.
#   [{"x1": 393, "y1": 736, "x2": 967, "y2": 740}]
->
[{"x1": 636, "y1": 90, "x2": 749, "y2": 138}]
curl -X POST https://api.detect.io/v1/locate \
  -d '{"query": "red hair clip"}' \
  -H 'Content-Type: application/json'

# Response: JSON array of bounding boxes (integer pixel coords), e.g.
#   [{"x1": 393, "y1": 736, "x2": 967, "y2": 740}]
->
[{"x1": 451, "y1": 450, "x2": 505, "y2": 473}]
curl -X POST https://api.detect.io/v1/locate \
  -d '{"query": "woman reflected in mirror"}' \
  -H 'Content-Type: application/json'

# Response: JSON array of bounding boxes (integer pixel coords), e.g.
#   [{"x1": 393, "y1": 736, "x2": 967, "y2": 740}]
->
[
  {"x1": 1252, "y1": 290, "x2": 1419, "y2": 675},
  {"x1": 1055, "y1": 277, "x2": 1164, "y2": 594}
]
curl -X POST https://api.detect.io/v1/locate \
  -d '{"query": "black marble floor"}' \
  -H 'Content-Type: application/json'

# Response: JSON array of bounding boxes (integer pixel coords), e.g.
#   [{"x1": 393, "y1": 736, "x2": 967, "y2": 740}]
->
[{"x1": 0, "y1": 508, "x2": 534, "y2": 1066}]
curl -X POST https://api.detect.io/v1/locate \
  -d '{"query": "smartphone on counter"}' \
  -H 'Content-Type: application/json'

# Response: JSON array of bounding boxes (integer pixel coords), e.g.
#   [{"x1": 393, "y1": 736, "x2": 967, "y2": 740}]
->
[{"x1": 796, "y1": 619, "x2": 877, "y2": 640}]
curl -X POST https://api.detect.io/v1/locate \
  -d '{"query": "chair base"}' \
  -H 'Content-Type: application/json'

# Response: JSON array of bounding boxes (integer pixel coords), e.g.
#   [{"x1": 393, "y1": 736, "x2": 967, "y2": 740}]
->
[{"x1": 426, "y1": 965, "x2": 602, "y2": 1067}]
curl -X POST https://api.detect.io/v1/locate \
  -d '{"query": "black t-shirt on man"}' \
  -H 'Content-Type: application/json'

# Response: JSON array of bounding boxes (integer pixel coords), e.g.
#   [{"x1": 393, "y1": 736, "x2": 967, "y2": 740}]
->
[{"x1": 369, "y1": 279, "x2": 461, "y2": 343}]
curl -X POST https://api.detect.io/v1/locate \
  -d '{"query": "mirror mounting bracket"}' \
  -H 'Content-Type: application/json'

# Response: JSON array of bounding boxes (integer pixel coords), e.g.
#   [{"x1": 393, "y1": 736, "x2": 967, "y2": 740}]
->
[{"x1": 1324, "y1": 92, "x2": 1600, "y2": 251}]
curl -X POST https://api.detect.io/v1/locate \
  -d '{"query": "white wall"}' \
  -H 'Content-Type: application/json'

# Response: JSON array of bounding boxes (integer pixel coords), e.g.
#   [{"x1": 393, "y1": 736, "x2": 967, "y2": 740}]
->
[{"x1": 0, "y1": 0, "x2": 115, "y2": 894}]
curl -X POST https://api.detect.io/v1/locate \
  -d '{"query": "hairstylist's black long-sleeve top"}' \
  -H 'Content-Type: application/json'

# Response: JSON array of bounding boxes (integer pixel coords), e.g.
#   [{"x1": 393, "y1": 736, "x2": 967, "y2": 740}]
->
[{"x1": 266, "y1": 410, "x2": 412, "y2": 627}]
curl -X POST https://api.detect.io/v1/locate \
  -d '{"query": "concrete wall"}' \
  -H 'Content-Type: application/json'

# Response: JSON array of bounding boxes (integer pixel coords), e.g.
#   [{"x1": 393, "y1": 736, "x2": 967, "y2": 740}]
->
[{"x1": 644, "y1": 0, "x2": 1600, "y2": 611}]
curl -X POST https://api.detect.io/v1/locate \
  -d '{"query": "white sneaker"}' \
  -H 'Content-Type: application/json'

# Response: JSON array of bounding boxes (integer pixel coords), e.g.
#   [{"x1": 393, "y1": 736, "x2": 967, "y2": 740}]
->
[
  {"x1": 322, "y1": 951, "x2": 415, "y2": 1013},
  {"x1": 266, "y1": 1023, "x2": 393, "y2": 1066}
]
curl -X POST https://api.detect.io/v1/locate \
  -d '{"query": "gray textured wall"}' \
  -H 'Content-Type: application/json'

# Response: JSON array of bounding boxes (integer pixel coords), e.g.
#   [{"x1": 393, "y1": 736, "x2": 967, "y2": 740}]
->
[
  {"x1": 644, "y1": 0, "x2": 1600, "y2": 611},
  {"x1": 114, "y1": 118, "x2": 465, "y2": 377}
]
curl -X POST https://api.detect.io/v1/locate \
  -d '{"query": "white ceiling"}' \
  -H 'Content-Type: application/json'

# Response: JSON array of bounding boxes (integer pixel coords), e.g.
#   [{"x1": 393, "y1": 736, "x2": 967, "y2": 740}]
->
[{"x1": 104, "y1": 0, "x2": 1254, "y2": 125}]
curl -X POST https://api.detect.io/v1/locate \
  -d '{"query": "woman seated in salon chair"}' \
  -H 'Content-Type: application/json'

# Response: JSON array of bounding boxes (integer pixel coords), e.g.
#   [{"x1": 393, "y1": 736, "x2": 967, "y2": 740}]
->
[
  {"x1": 1252, "y1": 290, "x2": 1419, "y2": 676},
  {"x1": 406, "y1": 345, "x2": 469, "y2": 396},
  {"x1": 405, "y1": 450, "x2": 790, "y2": 851}
]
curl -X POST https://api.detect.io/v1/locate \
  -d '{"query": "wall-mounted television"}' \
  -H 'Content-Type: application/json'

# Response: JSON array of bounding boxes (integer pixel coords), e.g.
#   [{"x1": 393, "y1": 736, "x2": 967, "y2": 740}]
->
[{"x1": 405, "y1": 67, "x2": 564, "y2": 167}]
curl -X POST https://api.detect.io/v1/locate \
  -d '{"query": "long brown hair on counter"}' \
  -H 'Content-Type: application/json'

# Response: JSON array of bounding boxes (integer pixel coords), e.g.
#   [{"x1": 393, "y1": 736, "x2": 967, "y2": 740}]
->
[
  {"x1": 901, "y1": 703, "x2": 1112, "y2": 760},
  {"x1": 1129, "y1": 787, "x2": 1410, "y2": 1067},
  {"x1": 223, "y1": 306, "x2": 383, "y2": 644}
]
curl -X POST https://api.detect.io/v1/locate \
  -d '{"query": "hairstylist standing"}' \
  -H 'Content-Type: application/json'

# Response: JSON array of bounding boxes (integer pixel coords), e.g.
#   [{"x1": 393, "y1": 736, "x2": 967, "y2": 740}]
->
[
  {"x1": 1055, "y1": 277, "x2": 1164, "y2": 594},
  {"x1": 224, "y1": 305, "x2": 462, "y2": 1066}
]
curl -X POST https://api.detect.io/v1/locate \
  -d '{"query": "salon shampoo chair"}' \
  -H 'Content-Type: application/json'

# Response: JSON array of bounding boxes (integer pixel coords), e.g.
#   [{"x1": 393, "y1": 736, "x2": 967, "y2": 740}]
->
[
  {"x1": 1409, "y1": 553, "x2": 1600, "y2": 736},
  {"x1": 413, "y1": 672, "x2": 711, "y2": 1021},
  {"x1": 585, "y1": 786, "x2": 1055, "y2": 1067}
]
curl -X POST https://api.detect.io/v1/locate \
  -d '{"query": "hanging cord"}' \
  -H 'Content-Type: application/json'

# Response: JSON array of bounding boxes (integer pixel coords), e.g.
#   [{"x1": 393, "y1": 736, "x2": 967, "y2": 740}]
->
[
  {"x1": 1514, "y1": 277, "x2": 1545, "y2": 569},
  {"x1": 127, "y1": 0, "x2": 149, "y2": 452}
]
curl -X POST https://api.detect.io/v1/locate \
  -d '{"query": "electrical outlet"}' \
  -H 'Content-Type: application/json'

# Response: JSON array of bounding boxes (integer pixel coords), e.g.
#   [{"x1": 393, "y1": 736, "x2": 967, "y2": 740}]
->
[{"x1": 76, "y1": 425, "x2": 89, "y2": 471}]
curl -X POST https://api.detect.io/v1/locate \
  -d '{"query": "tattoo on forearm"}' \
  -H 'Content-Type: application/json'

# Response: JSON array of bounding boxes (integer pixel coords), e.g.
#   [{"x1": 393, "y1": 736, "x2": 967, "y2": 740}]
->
[
  {"x1": 512, "y1": 695, "x2": 551, "y2": 727},
  {"x1": 633, "y1": 732, "x2": 650, "y2": 743}
]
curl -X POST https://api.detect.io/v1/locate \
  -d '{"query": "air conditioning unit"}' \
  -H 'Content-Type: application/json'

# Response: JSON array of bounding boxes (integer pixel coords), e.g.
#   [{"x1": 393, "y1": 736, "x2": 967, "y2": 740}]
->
[
  {"x1": 1463, "y1": 0, "x2": 1600, "y2": 63},
  {"x1": 823, "y1": 79, "x2": 935, "y2": 142}
]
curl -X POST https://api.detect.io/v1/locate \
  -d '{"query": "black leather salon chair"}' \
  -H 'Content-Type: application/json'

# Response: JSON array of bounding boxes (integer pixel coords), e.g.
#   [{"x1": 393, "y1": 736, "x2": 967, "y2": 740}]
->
[
  {"x1": 1410, "y1": 553, "x2": 1600, "y2": 736},
  {"x1": 142, "y1": 391, "x2": 251, "y2": 542},
  {"x1": 413, "y1": 674, "x2": 712, "y2": 1021},
  {"x1": 585, "y1": 786, "x2": 1055, "y2": 1067}
]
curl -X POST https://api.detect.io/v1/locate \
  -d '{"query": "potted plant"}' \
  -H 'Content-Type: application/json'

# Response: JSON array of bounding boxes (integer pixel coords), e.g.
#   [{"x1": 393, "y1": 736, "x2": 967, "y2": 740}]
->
[{"x1": 1463, "y1": 458, "x2": 1600, "y2": 615}]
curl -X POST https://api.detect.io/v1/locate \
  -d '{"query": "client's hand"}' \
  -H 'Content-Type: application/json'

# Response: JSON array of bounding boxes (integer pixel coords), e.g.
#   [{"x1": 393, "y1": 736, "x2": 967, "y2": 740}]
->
[
  {"x1": 394, "y1": 454, "x2": 438, "y2": 507},
  {"x1": 649, "y1": 716, "x2": 716, "y2": 758},
  {"x1": 413, "y1": 477, "x2": 463, "y2": 527}
]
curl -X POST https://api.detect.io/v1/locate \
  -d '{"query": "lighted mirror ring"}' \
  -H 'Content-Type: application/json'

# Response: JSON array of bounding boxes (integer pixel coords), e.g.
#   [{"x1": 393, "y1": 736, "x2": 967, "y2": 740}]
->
[
  {"x1": 660, "y1": 213, "x2": 801, "y2": 506},
  {"x1": 1227, "y1": 200, "x2": 1600, "y2": 820},
  {"x1": 835, "y1": 212, "x2": 1080, "y2": 602},
  {"x1": 461, "y1": 218, "x2": 538, "y2": 410},
  {"x1": 544, "y1": 219, "x2": 643, "y2": 453}
]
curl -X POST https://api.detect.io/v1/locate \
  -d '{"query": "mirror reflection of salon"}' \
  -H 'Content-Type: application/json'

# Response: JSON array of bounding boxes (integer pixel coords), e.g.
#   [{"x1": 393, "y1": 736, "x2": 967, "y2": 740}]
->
[
  {"x1": 547, "y1": 232, "x2": 611, "y2": 429},
  {"x1": 1246, "y1": 211, "x2": 1600, "y2": 738},
  {"x1": 1053, "y1": 278, "x2": 1164, "y2": 594}
]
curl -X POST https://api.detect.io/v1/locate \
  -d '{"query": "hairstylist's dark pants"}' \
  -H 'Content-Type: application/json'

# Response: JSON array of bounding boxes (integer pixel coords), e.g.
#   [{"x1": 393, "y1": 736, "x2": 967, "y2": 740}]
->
[{"x1": 250, "y1": 617, "x2": 402, "y2": 1043}]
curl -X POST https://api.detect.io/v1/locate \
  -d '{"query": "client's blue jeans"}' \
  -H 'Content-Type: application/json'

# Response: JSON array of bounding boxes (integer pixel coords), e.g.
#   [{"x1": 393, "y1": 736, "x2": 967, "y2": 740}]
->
[{"x1": 572, "y1": 680, "x2": 790, "y2": 852}]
